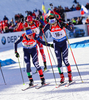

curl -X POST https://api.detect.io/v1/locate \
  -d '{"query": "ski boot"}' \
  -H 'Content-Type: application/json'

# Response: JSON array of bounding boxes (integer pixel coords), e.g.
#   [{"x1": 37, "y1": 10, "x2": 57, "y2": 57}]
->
[
  {"x1": 68, "y1": 71, "x2": 73, "y2": 83},
  {"x1": 59, "y1": 73, "x2": 65, "y2": 83},
  {"x1": 41, "y1": 77, "x2": 45, "y2": 85},
  {"x1": 29, "y1": 79, "x2": 34, "y2": 86}
]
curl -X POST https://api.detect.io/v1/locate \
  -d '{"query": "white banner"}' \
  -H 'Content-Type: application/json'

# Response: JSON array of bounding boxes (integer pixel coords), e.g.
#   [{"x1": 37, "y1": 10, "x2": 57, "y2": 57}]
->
[
  {"x1": 0, "y1": 31, "x2": 25, "y2": 49},
  {"x1": 65, "y1": 10, "x2": 89, "y2": 20}
]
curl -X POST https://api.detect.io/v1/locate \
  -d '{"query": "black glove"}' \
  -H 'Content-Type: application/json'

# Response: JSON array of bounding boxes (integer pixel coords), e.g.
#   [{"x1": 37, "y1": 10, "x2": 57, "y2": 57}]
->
[
  {"x1": 50, "y1": 44, "x2": 54, "y2": 48},
  {"x1": 39, "y1": 24, "x2": 43, "y2": 30},
  {"x1": 15, "y1": 51, "x2": 20, "y2": 58}
]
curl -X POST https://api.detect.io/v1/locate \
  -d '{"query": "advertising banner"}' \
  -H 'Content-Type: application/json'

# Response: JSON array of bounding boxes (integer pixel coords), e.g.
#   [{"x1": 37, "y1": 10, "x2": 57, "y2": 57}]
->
[
  {"x1": 0, "y1": 25, "x2": 88, "y2": 50},
  {"x1": 0, "y1": 31, "x2": 25, "y2": 49}
]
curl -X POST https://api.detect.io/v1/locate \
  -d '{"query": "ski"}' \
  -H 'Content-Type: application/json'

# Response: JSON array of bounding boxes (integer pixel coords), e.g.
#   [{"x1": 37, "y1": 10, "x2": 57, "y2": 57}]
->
[
  {"x1": 65, "y1": 81, "x2": 75, "y2": 87},
  {"x1": 22, "y1": 84, "x2": 38, "y2": 91},
  {"x1": 35, "y1": 83, "x2": 50, "y2": 89},
  {"x1": 56, "y1": 82, "x2": 67, "y2": 88}
]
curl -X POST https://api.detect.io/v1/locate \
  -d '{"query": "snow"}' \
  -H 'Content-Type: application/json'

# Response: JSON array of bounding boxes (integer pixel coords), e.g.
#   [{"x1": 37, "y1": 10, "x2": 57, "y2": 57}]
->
[
  {"x1": 0, "y1": 36, "x2": 89, "y2": 100},
  {"x1": 0, "y1": 0, "x2": 88, "y2": 20}
]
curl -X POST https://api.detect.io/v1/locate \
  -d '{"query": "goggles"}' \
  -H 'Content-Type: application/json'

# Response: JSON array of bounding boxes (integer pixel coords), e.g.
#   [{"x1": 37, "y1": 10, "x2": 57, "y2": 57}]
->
[{"x1": 49, "y1": 18, "x2": 56, "y2": 25}]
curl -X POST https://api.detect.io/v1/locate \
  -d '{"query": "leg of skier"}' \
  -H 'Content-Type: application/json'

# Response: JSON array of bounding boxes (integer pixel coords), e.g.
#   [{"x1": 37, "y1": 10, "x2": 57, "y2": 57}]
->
[
  {"x1": 62, "y1": 41, "x2": 73, "y2": 83},
  {"x1": 54, "y1": 43, "x2": 65, "y2": 83},
  {"x1": 23, "y1": 48, "x2": 34, "y2": 86},
  {"x1": 36, "y1": 36, "x2": 47, "y2": 71},
  {"x1": 31, "y1": 47, "x2": 45, "y2": 85}
]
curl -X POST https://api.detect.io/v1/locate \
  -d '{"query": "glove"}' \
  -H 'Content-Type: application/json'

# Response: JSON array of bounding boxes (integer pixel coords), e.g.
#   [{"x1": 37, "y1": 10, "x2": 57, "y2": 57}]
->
[
  {"x1": 39, "y1": 24, "x2": 43, "y2": 30},
  {"x1": 15, "y1": 51, "x2": 20, "y2": 58},
  {"x1": 50, "y1": 44, "x2": 54, "y2": 48}
]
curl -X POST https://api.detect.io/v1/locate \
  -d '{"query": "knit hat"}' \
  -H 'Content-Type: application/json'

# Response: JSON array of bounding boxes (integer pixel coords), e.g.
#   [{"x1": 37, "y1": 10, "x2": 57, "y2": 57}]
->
[
  {"x1": 27, "y1": 16, "x2": 33, "y2": 22},
  {"x1": 26, "y1": 29, "x2": 33, "y2": 35}
]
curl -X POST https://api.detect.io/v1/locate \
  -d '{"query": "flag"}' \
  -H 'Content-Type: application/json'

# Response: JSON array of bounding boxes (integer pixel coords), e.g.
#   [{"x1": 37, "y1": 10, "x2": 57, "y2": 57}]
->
[
  {"x1": 81, "y1": 5, "x2": 88, "y2": 15},
  {"x1": 42, "y1": 2, "x2": 46, "y2": 14}
]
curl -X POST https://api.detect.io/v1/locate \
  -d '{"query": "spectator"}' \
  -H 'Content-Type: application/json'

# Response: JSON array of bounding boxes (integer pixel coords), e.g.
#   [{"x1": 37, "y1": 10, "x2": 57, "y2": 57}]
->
[
  {"x1": 3, "y1": 18, "x2": 9, "y2": 33},
  {"x1": 58, "y1": 6, "x2": 65, "y2": 21},
  {"x1": 85, "y1": 3, "x2": 89, "y2": 9},
  {"x1": 34, "y1": 9, "x2": 39, "y2": 19},
  {"x1": 0, "y1": 21, "x2": 3, "y2": 33},
  {"x1": 3, "y1": 15, "x2": 8, "y2": 21},
  {"x1": 64, "y1": 7, "x2": 71, "y2": 12},
  {"x1": 76, "y1": 17, "x2": 83, "y2": 24},
  {"x1": 73, "y1": 0, "x2": 78, "y2": 4},
  {"x1": 14, "y1": 20, "x2": 24, "y2": 32},
  {"x1": 85, "y1": 16, "x2": 89, "y2": 24},
  {"x1": 19, "y1": 13, "x2": 24, "y2": 23},
  {"x1": 8, "y1": 22, "x2": 15, "y2": 32},
  {"x1": 71, "y1": 18, "x2": 77, "y2": 25},
  {"x1": 70, "y1": 4, "x2": 76, "y2": 11},
  {"x1": 76, "y1": 2, "x2": 81, "y2": 10},
  {"x1": 15, "y1": 14, "x2": 20, "y2": 21},
  {"x1": 32, "y1": 12, "x2": 36, "y2": 19}
]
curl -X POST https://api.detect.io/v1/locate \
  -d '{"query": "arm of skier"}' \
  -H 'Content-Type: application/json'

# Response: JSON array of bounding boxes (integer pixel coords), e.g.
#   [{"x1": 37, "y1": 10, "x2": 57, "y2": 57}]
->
[
  {"x1": 14, "y1": 36, "x2": 23, "y2": 57},
  {"x1": 14, "y1": 36, "x2": 23, "y2": 52},
  {"x1": 34, "y1": 34, "x2": 54, "y2": 48},
  {"x1": 43, "y1": 23, "x2": 50, "y2": 33},
  {"x1": 60, "y1": 21, "x2": 74, "y2": 32}
]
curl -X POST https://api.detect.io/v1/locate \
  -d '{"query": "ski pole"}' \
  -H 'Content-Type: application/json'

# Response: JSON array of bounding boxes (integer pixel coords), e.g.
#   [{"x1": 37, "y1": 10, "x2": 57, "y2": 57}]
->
[
  {"x1": 23, "y1": 53, "x2": 25, "y2": 72},
  {"x1": 42, "y1": 31, "x2": 57, "y2": 85},
  {"x1": 18, "y1": 58, "x2": 25, "y2": 85},
  {"x1": 64, "y1": 29, "x2": 83, "y2": 83},
  {"x1": 0, "y1": 63, "x2": 6, "y2": 85},
  {"x1": 43, "y1": 33, "x2": 56, "y2": 65}
]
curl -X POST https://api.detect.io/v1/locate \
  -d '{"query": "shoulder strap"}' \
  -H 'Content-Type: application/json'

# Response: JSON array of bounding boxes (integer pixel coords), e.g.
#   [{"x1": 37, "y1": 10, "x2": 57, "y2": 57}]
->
[
  {"x1": 49, "y1": 24, "x2": 52, "y2": 31},
  {"x1": 33, "y1": 21, "x2": 37, "y2": 27}
]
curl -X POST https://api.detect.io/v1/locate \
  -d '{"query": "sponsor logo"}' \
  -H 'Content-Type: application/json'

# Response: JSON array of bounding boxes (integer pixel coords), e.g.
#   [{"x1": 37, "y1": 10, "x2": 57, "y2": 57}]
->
[
  {"x1": 7, "y1": 36, "x2": 19, "y2": 43},
  {"x1": 1, "y1": 36, "x2": 6, "y2": 45},
  {"x1": 1, "y1": 35, "x2": 20, "y2": 45},
  {"x1": 52, "y1": 27, "x2": 61, "y2": 31},
  {"x1": 31, "y1": 25, "x2": 36, "y2": 29}
]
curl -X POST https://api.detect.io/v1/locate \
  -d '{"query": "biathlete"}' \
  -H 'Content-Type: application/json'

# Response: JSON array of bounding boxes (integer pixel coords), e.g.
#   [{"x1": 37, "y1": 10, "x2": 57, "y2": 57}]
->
[
  {"x1": 43, "y1": 10, "x2": 74, "y2": 83},
  {"x1": 24, "y1": 15, "x2": 47, "y2": 71},
  {"x1": 14, "y1": 27, "x2": 53, "y2": 86}
]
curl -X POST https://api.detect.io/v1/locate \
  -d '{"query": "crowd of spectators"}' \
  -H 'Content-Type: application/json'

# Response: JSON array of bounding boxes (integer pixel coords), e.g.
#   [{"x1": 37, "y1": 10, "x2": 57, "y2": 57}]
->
[{"x1": 0, "y1": 1, "x2": 89, "y2": 34}]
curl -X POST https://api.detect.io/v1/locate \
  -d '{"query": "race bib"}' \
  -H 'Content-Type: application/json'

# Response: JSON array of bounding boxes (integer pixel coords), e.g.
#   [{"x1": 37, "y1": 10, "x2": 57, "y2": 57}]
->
[{"x1": 51, "y1": 30, "x2": 66, "y2": 39}]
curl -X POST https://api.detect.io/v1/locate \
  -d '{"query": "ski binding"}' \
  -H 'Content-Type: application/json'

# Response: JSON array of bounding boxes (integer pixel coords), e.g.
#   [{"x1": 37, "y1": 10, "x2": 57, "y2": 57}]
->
[
  {"x1": 56, "y1": 82, "x2": 67, "y2": 88},
  {"x1": 35, "y1": 83, "x2": 50, "y2": 89},
  {"x1": 65, "y1": 81, "x2": 75, "y2": 87},
  {"x1": 22, "y1": 84, "x2": 38, "y2": 91}
]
